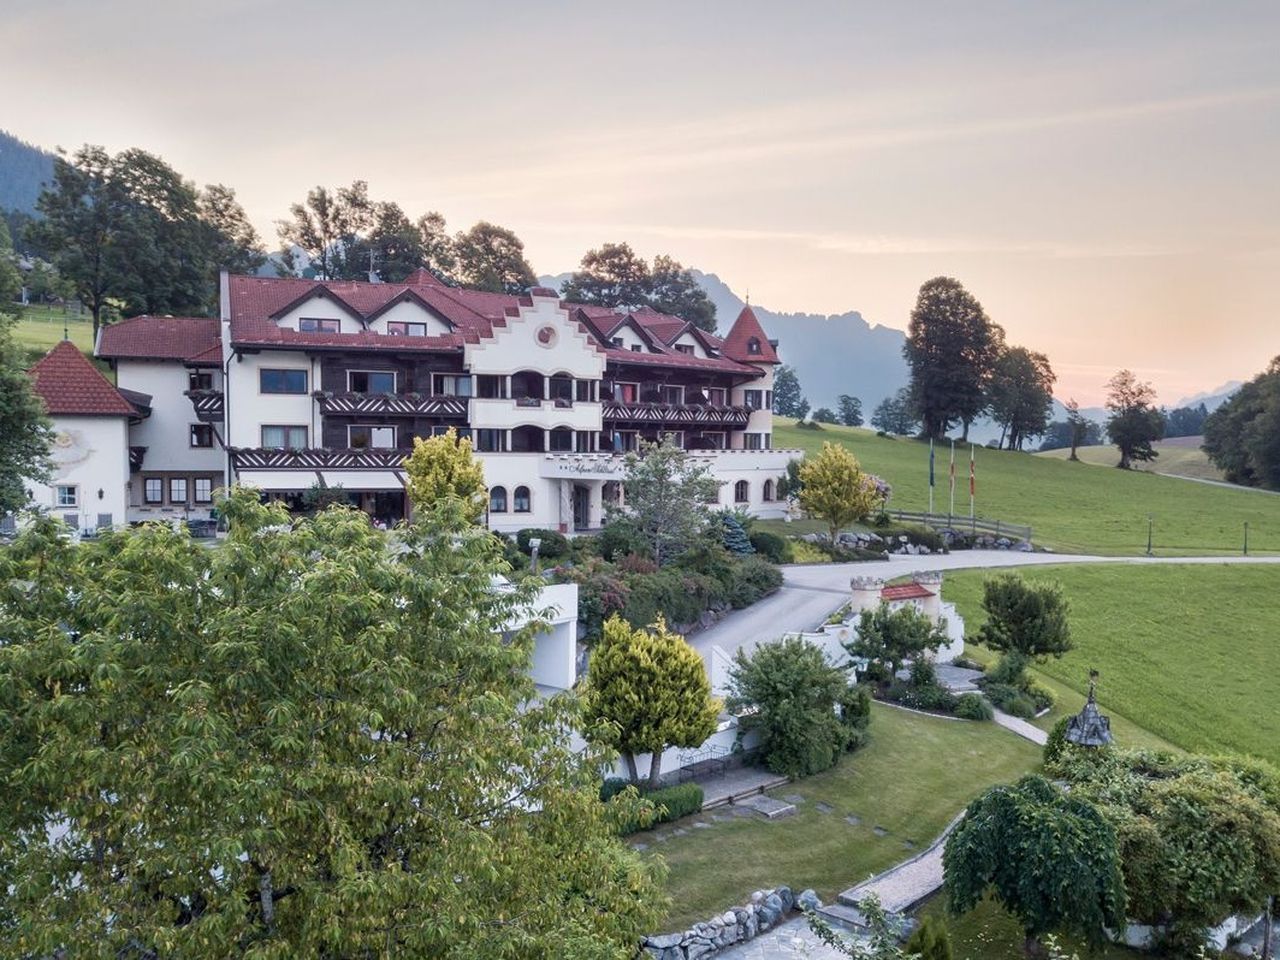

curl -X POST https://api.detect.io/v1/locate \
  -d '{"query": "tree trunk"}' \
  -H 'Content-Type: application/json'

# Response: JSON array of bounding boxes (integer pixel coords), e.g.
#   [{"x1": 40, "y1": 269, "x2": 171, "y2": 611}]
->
[
  {"x1": 962, "y1": 418, "x2": 971, "y2": 441},
  {"x1": 1023, "y1": 933, "x2": 1046, "y2": 959},
  {"x1": 1118, "y1": 450, "x2": 1131, "y2": 470},
  {"x1": 648, "y1": 750, "x2": 663, "y2": 790},
  {"x1": 623, "y1": 752, "x2": 639, "y2": 784},
  {"x1": 1069, "y1": 436, "x2": 1079, "y2": 461}
]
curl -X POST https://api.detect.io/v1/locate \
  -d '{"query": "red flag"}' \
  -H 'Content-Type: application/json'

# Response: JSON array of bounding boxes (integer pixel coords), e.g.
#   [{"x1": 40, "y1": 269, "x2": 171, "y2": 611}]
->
[{"x1": 969, "y1": 446, "x2": 976, "y2": 497}]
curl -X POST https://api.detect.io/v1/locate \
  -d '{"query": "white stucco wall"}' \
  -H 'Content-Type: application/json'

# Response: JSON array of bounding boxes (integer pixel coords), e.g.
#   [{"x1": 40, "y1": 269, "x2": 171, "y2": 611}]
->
[
  {"x1": 224, "y1": 350, "x2": 317, "y2": 449},
  {"x1": 464, "y1": 294, "x2": 607, "y2": 379},
  {"x1": 364, "y1": 298, "x2": 453, "y2": 335},
  {"x1": 115, "y1": 360, "x2": 223, "y2": 472},
  {"x1": 273, "y1": 295, "x2": 363, "y2": 334},
  {"x1": 27, "y1": 415, "x2": 130, "y2": 530},
  {"x1": 672, "y1": 332, "x2": 709, "y2": 358}
]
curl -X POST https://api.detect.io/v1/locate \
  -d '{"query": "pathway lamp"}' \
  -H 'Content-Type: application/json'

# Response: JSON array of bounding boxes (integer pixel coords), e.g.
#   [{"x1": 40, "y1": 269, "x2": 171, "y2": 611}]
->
[{"x1": 529, "y1": 537, "x2": 542, "y2": 575}]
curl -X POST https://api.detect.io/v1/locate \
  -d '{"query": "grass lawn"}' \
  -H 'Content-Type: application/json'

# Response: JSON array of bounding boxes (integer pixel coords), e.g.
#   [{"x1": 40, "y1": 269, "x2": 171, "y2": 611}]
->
[
  {"x1": 642, "y1": 703, "x2": 1042, "y2": 930},
  {"x1": 772, "y1": 420, "x2": 1280, "y2": 556},
  {"x1": 1038, "y1": 436, "x2": 1227, "y2": 483},
  {"x1": 11, "y1": 305, "x2": 96, "y2": 366},
  {"x1": 943, "y1": 564, "x2": 1280, "y2": 764},
  {"x1": 913, "y1": 894, "x2": 1137, "y2": 960}
]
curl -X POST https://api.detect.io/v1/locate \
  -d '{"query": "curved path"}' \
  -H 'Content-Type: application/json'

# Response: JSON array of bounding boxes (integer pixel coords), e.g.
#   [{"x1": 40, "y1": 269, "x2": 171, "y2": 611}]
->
[{"x1": 691, "y1": 550, "x2": 1280, "y2": 665}]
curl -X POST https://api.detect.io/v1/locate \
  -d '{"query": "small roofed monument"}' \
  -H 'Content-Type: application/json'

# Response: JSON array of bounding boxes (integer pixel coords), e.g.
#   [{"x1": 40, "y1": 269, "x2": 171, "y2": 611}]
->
[{"x1": 1065, "y1": 670, "x2": 1113, "y2": 747}]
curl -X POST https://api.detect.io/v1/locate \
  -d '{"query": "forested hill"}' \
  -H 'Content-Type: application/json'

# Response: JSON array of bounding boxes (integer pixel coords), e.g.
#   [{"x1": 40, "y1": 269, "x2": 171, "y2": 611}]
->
[{"x1": 0, "y1": 130, "x2": 55, "y2": 215}]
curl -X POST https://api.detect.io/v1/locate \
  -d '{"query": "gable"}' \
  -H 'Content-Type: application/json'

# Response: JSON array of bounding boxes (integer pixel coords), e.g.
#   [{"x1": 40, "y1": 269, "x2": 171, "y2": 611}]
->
[
  {"x1": 465, "y1": 296, "x2": 605, "y2": 378},
  {"x1": 672, "y1": 332, "x2": 709, "y2": 358},
  {"x1": 365, "y1": 296, "x2": 454, "y2": 336}
]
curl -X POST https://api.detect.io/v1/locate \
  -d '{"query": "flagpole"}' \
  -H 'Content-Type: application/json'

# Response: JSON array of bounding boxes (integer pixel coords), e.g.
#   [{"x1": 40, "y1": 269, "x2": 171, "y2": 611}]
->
[
  {"x1": 928, "y1": 438, "x2": 935, "y2": 515},
  {"x1": 969, "y1": 444, "x2": 976, "y2": 520},
  {"x1": 949, "y1": 440, "x2": 956, "y2": 519}
]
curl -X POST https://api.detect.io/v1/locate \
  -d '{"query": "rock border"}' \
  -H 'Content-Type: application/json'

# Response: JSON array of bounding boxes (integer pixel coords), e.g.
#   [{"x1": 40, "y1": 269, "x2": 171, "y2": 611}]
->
[{"x1": 641, "y1": 885, "x2": 821, "y2": 959}]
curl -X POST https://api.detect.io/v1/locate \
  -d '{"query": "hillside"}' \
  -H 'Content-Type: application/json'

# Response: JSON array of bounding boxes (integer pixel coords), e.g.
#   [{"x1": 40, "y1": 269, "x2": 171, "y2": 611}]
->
[
  {"x1": 772, "y1": 419, "x2": 1280, "y2": 555},
  {"x1": 1037, "y1": 436, "x2": 1227, "y2": 482},
  {"x1": 0, "y1": 130, "x2": 55, "y2": 215}
]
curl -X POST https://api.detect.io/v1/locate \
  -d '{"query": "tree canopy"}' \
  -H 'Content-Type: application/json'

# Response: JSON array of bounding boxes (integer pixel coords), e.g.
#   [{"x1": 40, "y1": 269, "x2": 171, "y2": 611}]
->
[
  {"x1": 583, "y1": 614, "x2": 720, "y2": 787},
  {"x1": 837, "y1": 394, "x2": 864, "y2": 427},
  {"x1": 1203, "y1": 357, "x2": 1280, "y2": 489},
  {"x1": 944, "y1": 776, "x2": 1126, "y2": 956},
  {"x1": 798, "y1": 442, "x2": 887, "y2": 544},
  {"x1": 0, "y1": 316, "x2": 53, "y2": 512},
  {"x1": 870, "y1": 387, "x2": 918, "y2": 435},
  {"x1": 614, "y1": 437, "x2": 720, "y2": 566},
  {"x1": 904, "y1": 277, "x2": 1003, "y2": 440},
  {"x1": 846, "y1": 603, "x2": 949, "y2": 679},
  {"x1": 976, "y1": 574, "x2": 1072, "y2": 661},
  {"x1": 401, "y1": 426, "x2": 487, "y2": 522},
  {"x1": 771, "y1": 364, "x2": 809, "y2": 419},
  {"x1": 988, "y1": 346, "x2": 1056, "y2": 450},
  {"x1": 0, "y1": 488, "x2": 662, "y2": 956},
  {"x1": 559, "y1": 242, "x2": 716, "y2": 331},
  {"x1": 1104, "y1": 369, "x2": 1164, "y2": 469}
]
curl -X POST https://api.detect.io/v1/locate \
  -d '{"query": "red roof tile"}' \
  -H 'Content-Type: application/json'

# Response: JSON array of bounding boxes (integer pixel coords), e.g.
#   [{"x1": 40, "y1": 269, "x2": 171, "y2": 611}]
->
[
  {"x1": 880, "y1": 583, "x2": 935, "y2": 602},
  {"x1": 97, "y1": 315, "x2": 222, "y2": 365},
  {"x1": 29, "y1": 341, "x2": 138, "y2": 417},
  {"x1": 721, "y1": 305, "x2": 779, "y2": 364}
]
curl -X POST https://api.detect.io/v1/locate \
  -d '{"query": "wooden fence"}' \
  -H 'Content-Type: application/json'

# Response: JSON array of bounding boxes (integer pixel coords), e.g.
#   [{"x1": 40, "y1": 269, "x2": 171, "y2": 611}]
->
[{"x1": 885, "y1": 509, "x2": 1033, "y2": 542}]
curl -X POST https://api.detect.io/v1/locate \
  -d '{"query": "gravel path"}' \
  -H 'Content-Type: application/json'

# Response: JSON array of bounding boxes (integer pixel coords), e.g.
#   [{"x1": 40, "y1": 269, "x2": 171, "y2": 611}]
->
[{"x1": 991, "y1": 709, "x2": 1049, "y2": 745}]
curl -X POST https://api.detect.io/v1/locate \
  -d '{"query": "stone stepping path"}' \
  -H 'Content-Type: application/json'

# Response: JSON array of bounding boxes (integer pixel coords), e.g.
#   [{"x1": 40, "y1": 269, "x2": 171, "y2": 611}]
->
[{"x1": 736, "y1": 794, "x2": 798, "y2": 819}]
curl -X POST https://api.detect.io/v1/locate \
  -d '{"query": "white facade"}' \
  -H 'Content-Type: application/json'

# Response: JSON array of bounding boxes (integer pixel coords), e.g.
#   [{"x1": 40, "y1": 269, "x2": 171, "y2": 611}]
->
[{"x1": 27, "y1": 415, "x2": 131, "y2": 532}]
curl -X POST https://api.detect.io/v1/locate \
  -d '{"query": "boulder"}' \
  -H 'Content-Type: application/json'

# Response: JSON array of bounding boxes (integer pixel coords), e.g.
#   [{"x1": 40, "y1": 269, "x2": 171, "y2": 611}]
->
[{"x1": 797, "y1": 888, "x2": 822, "y2": 911}]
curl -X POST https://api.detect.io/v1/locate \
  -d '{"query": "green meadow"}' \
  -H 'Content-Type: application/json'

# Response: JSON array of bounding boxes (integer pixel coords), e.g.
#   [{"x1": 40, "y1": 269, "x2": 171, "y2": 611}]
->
[{"x1": 773, "y1": 419, "x2": 1280, "y2": 556}]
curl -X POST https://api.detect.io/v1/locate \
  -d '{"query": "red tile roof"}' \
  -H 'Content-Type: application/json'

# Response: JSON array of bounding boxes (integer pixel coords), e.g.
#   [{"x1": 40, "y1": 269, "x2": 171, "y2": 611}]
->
[
  {"x1": 880, "y1": 583, "x2": 935, "y2": 602},
  {"x1": 29, "y1": 341, "x2": 139, "y2": 417},
  {"x1": 221, "y1": 274, "x2": 767, "y2": 378},
  {"x1": 721, "y1": 305, "x2": 779, "y2": 364},
  {"x1": 97, "y1": 315, "x2": 222, "y2": 365}
]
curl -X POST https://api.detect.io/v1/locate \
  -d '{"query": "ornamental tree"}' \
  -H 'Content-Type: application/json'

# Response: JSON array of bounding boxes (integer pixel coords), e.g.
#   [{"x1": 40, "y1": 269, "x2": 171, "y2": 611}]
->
[
  {"x1": 727, "y1": 636, "x2": 870, "y2": 778},
  {"x1": 944, "y1": 776, "x2": 1126, "y2": 957},
  {"x1": 0, "y1": 488, "x2": 663, "y2": 957},
  {"x1": 846, "y1": 602, "x2": 949, "y2": 681},
  {"x1": 798, "y1": 442, "x2": 887, "y2": 545},
  {"x1": 583, "y1": 614, "x2": 721, "y2": 787},
  {"x1": 402, "y1": 426, "x2": 487, "y2": 522},
  {"x1": 615, "y1": 436, "x2": 721, "y2": 566},
  {"x1": 977, "y1": 574, "x2": 1072, "y2": 684}
]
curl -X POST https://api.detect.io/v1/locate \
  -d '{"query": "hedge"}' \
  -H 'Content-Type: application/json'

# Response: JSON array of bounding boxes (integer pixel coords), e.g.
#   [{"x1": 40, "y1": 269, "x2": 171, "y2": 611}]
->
[
  {"x1": 601, "y1": 780, "x2": 705, "y2": 835},
  {"x1": 515, "y1": 528, "x2": 570, "y2": 559},
  {"x1": 749, "y1": 529, "x2": 793, "y2": 563}
]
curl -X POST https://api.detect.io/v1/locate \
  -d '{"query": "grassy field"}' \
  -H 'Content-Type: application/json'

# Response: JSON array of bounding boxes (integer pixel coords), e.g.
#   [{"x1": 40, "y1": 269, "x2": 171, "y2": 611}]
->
[
  {"x1": 643, "y1": 703, "x2": 1042, "y2": 930},
  {"x1": 1038, "y1": 435, "x2": 1227, "y2": 482},
  {"x1": 943, "y1": 564, "x2": 1280, "y2": 764},
  {"x1": 773, "y1": 420, "x2": 1280, "y2": 556},
  {"x1": 10, "y1": 305, "x2": 96, "y2": 366}
]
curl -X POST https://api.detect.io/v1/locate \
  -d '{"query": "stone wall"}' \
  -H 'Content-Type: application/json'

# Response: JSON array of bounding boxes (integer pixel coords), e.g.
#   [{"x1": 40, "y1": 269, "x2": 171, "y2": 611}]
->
[{"x1": 641, "y1": 885, "x2": 821, "y2": 959}]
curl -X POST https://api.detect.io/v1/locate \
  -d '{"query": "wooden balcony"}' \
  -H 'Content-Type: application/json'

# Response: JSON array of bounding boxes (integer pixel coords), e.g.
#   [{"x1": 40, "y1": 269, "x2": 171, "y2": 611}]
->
[
  {"x1": 231, "y1": 447, "x2": 409, "y2": 470},
  {"x1": 315, "y1": 391, "x2": 468, "y2": 418},
  {"x1": 185, "y1": 389, "x2": 224, "y2": 422},
  {"x1": 602, "y1": 400, "x2": 752, "y2": 428}
]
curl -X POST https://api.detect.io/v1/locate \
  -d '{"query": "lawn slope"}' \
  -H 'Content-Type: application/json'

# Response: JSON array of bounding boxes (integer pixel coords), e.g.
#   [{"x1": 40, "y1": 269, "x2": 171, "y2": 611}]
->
[
  {"x1": 1038, "y1": 436, "x2": 1226, "y2": 482},
  {"x1": 943, "y1": 564, "x2": 1280, "y2": 764},
  {"x1": 11, "y1": 306, "x2": 96, "y2": 365},
  {"x1": 773, "y1": 420, "x2": 1280, "y2": 555}
]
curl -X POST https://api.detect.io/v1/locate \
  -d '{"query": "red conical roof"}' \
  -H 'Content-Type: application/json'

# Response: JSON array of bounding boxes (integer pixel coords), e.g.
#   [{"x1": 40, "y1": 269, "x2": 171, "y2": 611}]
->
[
  {"x1": 402, "y1": 267, "x2": 447, "y2": 287},
  {"x1": 28, "y1": 340, "x2": 138, "y2": 416},
  {"x1": 721, "y1": 304, "x2": 779, "y2": 364}
]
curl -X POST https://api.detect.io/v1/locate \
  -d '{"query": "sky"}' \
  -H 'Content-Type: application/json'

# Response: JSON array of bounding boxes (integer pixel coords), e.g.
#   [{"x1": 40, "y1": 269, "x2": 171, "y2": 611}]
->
[{"x1": 3, "y1": 0, "x2": 1279, "y2": 405}]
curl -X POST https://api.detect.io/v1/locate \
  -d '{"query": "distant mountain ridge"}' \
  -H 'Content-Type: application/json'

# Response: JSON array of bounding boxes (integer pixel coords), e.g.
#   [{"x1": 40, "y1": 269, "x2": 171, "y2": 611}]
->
[
  {"x1": 1173, "y1": 381, "x2": 1240, "y2": 412},
  {"x1": 0, "y1": 130, "x2": 55, "y2": 215}
]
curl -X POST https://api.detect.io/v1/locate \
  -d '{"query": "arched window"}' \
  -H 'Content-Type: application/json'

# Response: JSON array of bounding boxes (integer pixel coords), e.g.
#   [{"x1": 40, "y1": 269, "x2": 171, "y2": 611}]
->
[
  {"x1": 489, "y1": 486, "x2": 508, "y2": 513},
  {"x1": 762, "y1": 479, "x2": 775, "y2": 502},
  {"x1": 514, "y1": 485, "x2": 531, "y2": 513},
  {"x1": 734, "y1": 479, "x2": 750, "y2": 503}
]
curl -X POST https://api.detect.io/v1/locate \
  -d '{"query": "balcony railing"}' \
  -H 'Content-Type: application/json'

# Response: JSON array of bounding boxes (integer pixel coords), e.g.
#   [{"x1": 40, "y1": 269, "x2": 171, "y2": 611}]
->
[
  {"x1": 185, "y1": 389, "x2": 224, "y2": 422},
  {"x1": 129, "y1": 446, "x2": 148, "y2": 472},
  {"x1": 602, "y1": 400, "x2": 752, "y2": 428},
  {"x1": 231, "y1": 447, "x2": 409, "y2": 470},
  {"x1": 315, "y1": 392, "x2": 468, "y2": 418}
]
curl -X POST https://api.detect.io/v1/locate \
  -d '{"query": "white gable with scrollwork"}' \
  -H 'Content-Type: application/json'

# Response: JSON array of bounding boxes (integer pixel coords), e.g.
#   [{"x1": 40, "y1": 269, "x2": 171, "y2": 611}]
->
[{"x1": 464, "y1": 295, "x2": 605, "y2": 378}]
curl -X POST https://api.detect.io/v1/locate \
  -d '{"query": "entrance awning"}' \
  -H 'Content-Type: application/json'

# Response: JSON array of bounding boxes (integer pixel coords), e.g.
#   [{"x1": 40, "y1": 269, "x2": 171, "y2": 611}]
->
[
  {"x1": 235, "y1": 470, "x2": 315, "y2": 490},
  {"x1": 318, "y1": 470, "x2": 405, "y2": 490}
]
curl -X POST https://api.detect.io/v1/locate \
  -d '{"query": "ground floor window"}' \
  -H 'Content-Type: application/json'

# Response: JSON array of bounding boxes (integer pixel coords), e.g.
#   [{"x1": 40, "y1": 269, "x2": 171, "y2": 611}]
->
[
  {"x1": 744, "y1": 432, "x2": 771, "y2": 450},
  {"x1": 734, "y1": 479, "x2": 750, "y2": 503},
  {"x1": 489, "y1": 486, "x2": 508, "y2": 512},
  {"x1": 763, "y1": 478, "x2": 775, "y2": 501},
  {"x1": 194, "y1": 478, "x2": 213, "y2": 503},
  {"x1": 169, "y1": 478, "x2": 188, "y2": 504},
  {"x1": 144, "y1": 478, "x2": 163, "y2": 503},
  {"x1": 55, "y1": 485, "x2": 77, "y2": 507},
  {"x1": 513, "y1": 485, "x2": 531, "y2": 512}
]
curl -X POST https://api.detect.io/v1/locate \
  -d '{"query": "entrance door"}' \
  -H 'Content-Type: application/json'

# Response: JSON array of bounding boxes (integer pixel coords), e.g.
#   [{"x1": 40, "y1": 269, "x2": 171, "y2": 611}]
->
[{"x1": 572, "y1": 484, "x2": 591, "y2": 531}]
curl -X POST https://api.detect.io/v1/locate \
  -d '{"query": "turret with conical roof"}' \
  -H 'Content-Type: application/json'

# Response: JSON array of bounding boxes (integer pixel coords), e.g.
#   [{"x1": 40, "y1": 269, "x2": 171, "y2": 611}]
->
[{"x1": 722, "y1": 304, "x2": 779, "y2": 364}]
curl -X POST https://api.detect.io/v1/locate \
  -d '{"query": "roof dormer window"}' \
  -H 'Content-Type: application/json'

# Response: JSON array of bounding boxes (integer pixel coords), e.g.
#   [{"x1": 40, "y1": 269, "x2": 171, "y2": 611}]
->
[
  {"x1": 675, "y1": 344, "x2": 695, "y2": 355},
  {"x1": 386, "y1": 321, "x2": 427, "y2": 336},
  {"x1": 611, "y1": 337, "x2": 623, "y2": 347},
  {"x1": 630, "y1": 344, "x2": 642, "y2": 353},
  {"x1": 299, "y1": 317, "x2": 340, "y2": 333},
  {"x1": 747, "y1": 337, "x2": 761, "y2": 355}
]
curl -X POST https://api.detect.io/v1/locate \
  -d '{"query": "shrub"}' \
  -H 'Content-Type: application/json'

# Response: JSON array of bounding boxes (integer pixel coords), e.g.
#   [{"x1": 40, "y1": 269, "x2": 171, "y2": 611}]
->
[
  {"x1": 622, "y1": 569, "x2": 706, "y2": 628},
  {"x1": 597, "y1": 519, "x2": 649, "y2": 561},
  {"x1": 1043, "y1": 716, "x2": 1072, "y2": 765},
  {"x1": 613, "y1": 782, "x2": 705, "y2": 835},
  {"x1": 616, "y1": 553, "x2": 658, "y2": 575},
  {"x1": 878, "y1": 525, "x2": 946, "y2": 553},
  {"x1": 885, "y1": 681, "x2": 958, "y2": 714},
  {"x1": 557, "y1": 558, "x2": 630, "y2": 641},
  {"x1": 839, "y1": 684, "x2": 873, "y2": 750},
  {"x1": 788, "y1": 539, "x2": 830, "y2": 564},
  {"x1": 725, "y1": 555, "x2": 783, "y2": 609},
  {"x1": 909, "y1": 658, "x2": 937, "y2": 688},
  {"x1": 749, "y1": 529, "x2": 793, "y2": 563},
  {"x1": 982, "y1": 683, "x2": 1037, "y2": 719},
  {"x1": 905, "y1": 915, "x2": 954, "y2": 960},
  {"x1": 951, "y1": 655, "x2": 986, "y2": 672},
  {"x1": 955, "y1": 693, "x2": 994, "y2": 722},
  {"x1": 600, "y1": 777, "x2": 634, "y2": 802},
  {"x1": 515, "y1": 527, "x2": 570, "y2": 559}
]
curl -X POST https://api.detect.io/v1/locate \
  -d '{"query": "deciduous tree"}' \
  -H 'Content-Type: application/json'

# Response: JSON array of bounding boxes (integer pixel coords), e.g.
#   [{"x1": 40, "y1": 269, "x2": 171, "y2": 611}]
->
[
  {"x1": 728, "y1": 636, "x2": 869, "y2": 778},
  {"x1": 648, "y1": 254, "x2": 716, "y2": 332},
  {"x1": 614, "y1": 436, "x2": 720, "y2": 566},
  {"x1": 811, "y1": 406, "x2": 838, "y2": 424},
  {"x1": 1203, "y1": 358, "x2": 1280, "y2": 489},
  {"x1": 0, "y1": 317, "x2": 53, "y2": 511},
  {"x1": 277, "y1": 180, "x2": 374, "y2": 280},
  {"x1": 402, "y1": 426, "x2": 487, "y2": 522},
  {"x1": 837, "y1": 394, "x2": 863, "y2": 427},
  {"x1": 977, "y1": 574, "x2": 1071, "y2": 686},
  {"x1": 798, "y1": 442, "x2": 887, "y2": 544},
  {"x1": 904, "y1": 277, "x2": 1003, "y2": 440},
  {"x1": 846, "y1": 603, "x2": 949, "y2": 680},
  {"x1": 988, "y1": 346, "x2": 1055, "y2": 450},
  {"x1": 560, "y1": 241, "x2": 651, "y2": 309},
  {"x1": 870, "y1": 387, "x2": 919, "y2": 435},
  {"x1": 584, "y1": 614, "x2": 720, "y2": 787},
  {"x1": 1104, "y1": 369, "x2": 1164, "y2": 469},
  {"x1": 453, "y1": 220, "x2": 537, "y2": 293},
  {"x1": 771, "y1": 364, "x2": 808, "y2": 419},
  {"x1": 944, "y1": 776, "x2": 1126, "y2": 957},
  {"x1": 198, "y1": 183, "x2": 267, "y2": 277},
  {"x1": 0, "y1": 488, "x2": 663, "y2": 956}
]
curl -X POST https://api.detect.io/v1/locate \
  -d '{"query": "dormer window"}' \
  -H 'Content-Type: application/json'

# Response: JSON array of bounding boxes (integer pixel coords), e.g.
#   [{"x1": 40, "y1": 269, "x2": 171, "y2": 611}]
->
[
  {"x1": 630, "y1": 344, "x2": 642, "y2": 353},
  {"x1": 747, "y1": 337, "x2": 761, "y2": 355},
  {"x1": 299, "y1": 318, "x2": 340, "y2": 333},
  {"x1": 675, "y1": 344, "x2": 695, "y2": 355},
  {"x1": 386, "y1": 321, "x2": 427, "y2": 336},
  {"x1": 611, "y1": 337, "x2": 623, "y2": 347}
]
